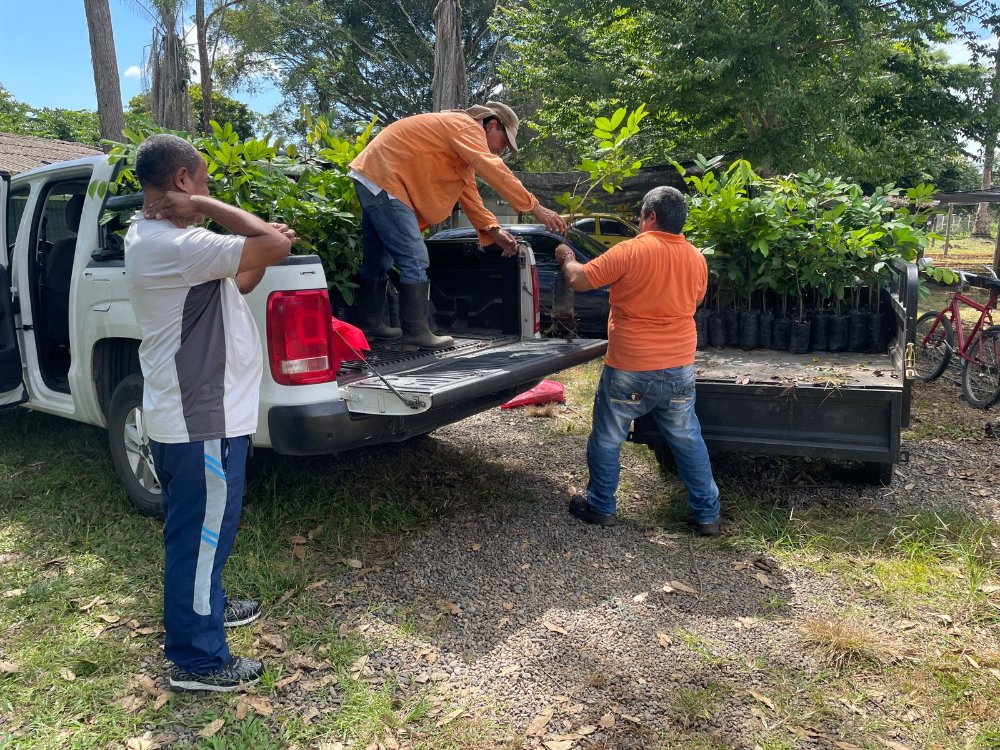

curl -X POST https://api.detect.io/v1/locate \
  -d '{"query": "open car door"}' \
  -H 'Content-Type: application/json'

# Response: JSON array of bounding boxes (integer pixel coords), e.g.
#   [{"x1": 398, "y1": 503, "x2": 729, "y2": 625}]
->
[{"x1": 0, "y1": 171, "x2": 26, "y2": 407}]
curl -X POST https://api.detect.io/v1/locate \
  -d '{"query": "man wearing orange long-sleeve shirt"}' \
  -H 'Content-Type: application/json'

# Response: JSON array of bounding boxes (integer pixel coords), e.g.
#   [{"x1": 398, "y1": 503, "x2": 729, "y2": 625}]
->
[{"x1": 348, "y1": 101, "x2": 567, "y2": 348}]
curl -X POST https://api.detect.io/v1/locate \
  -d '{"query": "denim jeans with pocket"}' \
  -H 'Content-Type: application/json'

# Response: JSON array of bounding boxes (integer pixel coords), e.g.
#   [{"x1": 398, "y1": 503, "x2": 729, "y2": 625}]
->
[
  {"x1": 354, "y1": 180, "x2": 430, "y2": 284},
  {"x1": 586, "y1": 364, "x2": 720, "y2": 522}
]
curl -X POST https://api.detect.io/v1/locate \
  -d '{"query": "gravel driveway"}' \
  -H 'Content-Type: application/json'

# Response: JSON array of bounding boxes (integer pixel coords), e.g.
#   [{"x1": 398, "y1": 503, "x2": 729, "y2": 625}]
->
[{"x1": 283, "y1": 379, "x2": 999, "y2": 750}]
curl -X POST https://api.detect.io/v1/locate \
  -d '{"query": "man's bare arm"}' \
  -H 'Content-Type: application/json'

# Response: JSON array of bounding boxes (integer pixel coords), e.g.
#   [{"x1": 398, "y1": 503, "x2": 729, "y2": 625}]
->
[
  {"x1": 144, "y1": 193, "x2": 293, "y2": 274},
  {"x1": 556, "y1": 243, "x2": 594, "y2": 291}
]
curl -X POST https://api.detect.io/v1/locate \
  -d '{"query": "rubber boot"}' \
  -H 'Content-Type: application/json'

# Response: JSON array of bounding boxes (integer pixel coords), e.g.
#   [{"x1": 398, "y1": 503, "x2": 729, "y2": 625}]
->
[
  {"x1": 357, "y1": 278, "x2": 401, "y2": 339},
  {"x1": 399, "y1": 282, "x2": 453, "y2": 349}
]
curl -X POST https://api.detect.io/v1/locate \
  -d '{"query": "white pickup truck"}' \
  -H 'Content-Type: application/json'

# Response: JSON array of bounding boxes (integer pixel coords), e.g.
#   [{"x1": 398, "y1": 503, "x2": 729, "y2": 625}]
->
[{"x1": 0, "y1": 156, "x2": 606, "y2": 515}]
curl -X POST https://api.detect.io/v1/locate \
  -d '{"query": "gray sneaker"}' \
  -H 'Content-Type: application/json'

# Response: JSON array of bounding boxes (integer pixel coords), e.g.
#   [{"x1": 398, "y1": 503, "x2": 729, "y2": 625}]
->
[
  {"x1": 223, "y1": 599, "x2": 261, "y2": 628},
  {"x1": 169, "y1": 655, "x2": 265, "y2": 692}
]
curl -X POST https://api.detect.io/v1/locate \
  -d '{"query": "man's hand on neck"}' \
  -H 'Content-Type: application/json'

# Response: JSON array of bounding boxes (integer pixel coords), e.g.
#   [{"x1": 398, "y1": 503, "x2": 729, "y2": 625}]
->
[{"x1": 143, "y1": 189, "x2": 205, "y2": 228}]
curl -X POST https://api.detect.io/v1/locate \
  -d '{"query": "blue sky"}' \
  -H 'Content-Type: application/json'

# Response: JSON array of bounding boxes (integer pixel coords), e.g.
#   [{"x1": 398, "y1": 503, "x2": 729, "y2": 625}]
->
[{"x1": 0, "y1": 0, "x2": 281, "y2": 114}]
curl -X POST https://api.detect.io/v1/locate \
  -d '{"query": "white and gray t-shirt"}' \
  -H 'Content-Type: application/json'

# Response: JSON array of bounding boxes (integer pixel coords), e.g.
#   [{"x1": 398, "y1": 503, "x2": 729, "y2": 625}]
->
[{"x1": 124, "y1": 213, "x2": 262, "y2": 444}]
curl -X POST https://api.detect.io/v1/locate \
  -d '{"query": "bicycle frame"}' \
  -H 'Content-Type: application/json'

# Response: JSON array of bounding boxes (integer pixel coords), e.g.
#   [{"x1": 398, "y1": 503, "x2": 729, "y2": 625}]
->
[{"x1": 928, "y1": 288, "x2": 998, "y2": 364}]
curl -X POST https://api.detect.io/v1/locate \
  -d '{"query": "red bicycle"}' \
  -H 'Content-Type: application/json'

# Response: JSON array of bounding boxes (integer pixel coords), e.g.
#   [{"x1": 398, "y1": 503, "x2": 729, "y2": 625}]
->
[{"x1": 913, "y1": 267, "x2": 1000, "y2": 408}]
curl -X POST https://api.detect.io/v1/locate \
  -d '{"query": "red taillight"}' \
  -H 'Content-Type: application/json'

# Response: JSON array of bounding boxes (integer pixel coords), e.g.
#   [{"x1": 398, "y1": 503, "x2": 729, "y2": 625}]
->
[
  {"x1": 530, "y1": 264, "x2": 540, "y2": 334},
  {"x1": 266, "y1": 290, "x2": 336, "y2": 385}
]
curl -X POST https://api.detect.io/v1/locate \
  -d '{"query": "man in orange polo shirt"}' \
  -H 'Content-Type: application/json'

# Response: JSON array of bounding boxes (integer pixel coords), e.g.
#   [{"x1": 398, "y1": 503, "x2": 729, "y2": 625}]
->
[
  {"x1": 556, "y1": 186, "x2": 721, "y2": 535},
  {"x1": 349, "y1": 101, "x2": 566, "y2": 348}
]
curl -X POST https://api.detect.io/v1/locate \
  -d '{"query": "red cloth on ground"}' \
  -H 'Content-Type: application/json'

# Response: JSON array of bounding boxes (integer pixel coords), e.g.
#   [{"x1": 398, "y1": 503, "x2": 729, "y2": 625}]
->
[{"x1": 500, "y1": 379, "x2": 565, "y2": 409}]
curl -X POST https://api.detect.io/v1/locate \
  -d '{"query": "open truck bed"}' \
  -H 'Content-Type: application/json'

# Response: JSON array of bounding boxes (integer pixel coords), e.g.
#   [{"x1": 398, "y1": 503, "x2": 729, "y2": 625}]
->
[{"x1": 630, "y1": 259, "x2": 919, "y2": 484}]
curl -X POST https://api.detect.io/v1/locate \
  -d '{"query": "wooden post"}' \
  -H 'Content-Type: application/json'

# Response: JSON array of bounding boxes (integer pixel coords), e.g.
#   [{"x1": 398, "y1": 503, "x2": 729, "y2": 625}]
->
[{"x1": 944, "y1": 204, "x2": 953, "y2": 256}]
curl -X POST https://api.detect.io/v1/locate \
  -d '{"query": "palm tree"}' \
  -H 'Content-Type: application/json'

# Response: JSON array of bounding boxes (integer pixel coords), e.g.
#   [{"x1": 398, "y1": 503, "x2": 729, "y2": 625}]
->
[
  {"x1": 128, "y1": 0, "x2": 193, "y2": 131},
  {"x1": 83, "y1": 0, "x2": 125, "y2": 143}
]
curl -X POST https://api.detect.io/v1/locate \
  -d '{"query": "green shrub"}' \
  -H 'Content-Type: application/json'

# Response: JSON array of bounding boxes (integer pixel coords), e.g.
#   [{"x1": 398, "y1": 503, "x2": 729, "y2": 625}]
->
[
  {"x1": 679, "y1": 157, "x2": 938, "y2": 318},
  {"x1": 94, "y1": 115, "x2": 375, "y2": 303}
]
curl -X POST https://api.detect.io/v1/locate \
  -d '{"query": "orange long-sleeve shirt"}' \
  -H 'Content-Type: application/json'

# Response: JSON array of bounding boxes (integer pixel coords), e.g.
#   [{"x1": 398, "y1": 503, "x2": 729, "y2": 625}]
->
[{"x1": 349, "y1": 112, "x2": 539, "y2": 243}]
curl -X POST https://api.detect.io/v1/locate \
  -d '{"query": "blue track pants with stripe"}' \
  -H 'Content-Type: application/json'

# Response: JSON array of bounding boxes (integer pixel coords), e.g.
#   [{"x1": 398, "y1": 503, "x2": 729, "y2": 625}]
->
[{"x1": 150, "y1": 436, "x2": 248, "y2": 673}]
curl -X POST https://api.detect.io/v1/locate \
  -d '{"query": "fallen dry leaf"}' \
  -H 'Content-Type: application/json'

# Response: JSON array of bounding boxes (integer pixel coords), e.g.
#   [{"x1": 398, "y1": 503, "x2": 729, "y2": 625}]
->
[
  {"x1": 663, "y1": 580, "x2": 698, "y2": 595},
  {"x1": 343, "y1": 558, "x2": 364, "y2": 568},
  {"x1": 749, "y1": 690, "x2": 776, "y2": 711},
  {"x1": 736, "y1": 617, "x2": 757, "y2": 629},
  {"x1": 878, "y1": 738, "x2": 915, "y2": 750},
  {"x1": 656, "y1": 631, "x2": 673, "y2": 648},
  {"x1": 0, "y1": 661, "x2": 20, "y2": 674},
  {"x1": 599, "y1": 712, "x2": 615, "y2": 728},
  {"x1": 135, "y1": 674, "x2": 161, "y2": 697},
  {"x1": 120, "y1": 694, "x2": 144, "y2": 714},
  {"x1": 470, "y1": 543, "x2": 482, "y2": 551},
  {"x1": 543, "y1": 741, "x2": 574, "y2": 750},
  {"x1": 152, "y1": 691, "x2": 172, "y2": 710},
  {"x1": 834, "y1": 743, "x2": 863, "y2": 750},
  {"x1": 292, "y1": 545, "x2": 306, "y2": 560},
  {"x1": 499, "y1": 665, "x2": 521, "y2": 677},
  {"x1": 59, "y1": 668, "x2": 76, "y2": 682},
  {"x1": 350, "y1": 654, "x2": 370, "y2": 675},
  {"x1": 543, "y1": 621, "x2": 568, "y2": 635},
  {"x1": 276, "y1": 671, "x2": 302, "y2": 690},
  {"x1": 502, "y1": 601, "x2": 515, "y2": 611},
  {"x1": 437, "y1": 601, "x2": 462, "y2": 616},
  {"x1": 242, "y1": 695, "x2": 274, "y2": 716},
  {"x1": 307, "y1": 524, "x2": 324, "y2": 540},
  {"x1": 526, "y1": 708, "x2": 554, "y2": 736},
  {"x1": 125, "y1": 732, "x2": 159, "y2": 750},
  {"x1": 260, "y1": 633, "x2": 287, "y2": 651},
  {"x1": 752, "y1": 571, "x2": 778, "y2": 589},
  {"x1": 633, "y1": 591, "x2": 649, "y2": 603},
  {"x1": 3, "y1": 589, "x2": 25, "y2": 598},
  {"x1": 731, "y1": 560, "x2": 753, "y2": 571},
  {"x1": 78, "y1": 595, "x2": 104, "y2": 612},
  {"x1": 234, "y1": 699, "x2": 250, "y2": 720},
  {"x1": 198, "y1": 719, "x2": 225, "y2": 738},
  {"x1": 435, "y1": 708, "x2": 465, "y2": 727},
  {"x1": 98, "y1": 614, "x2": 121, "y2": 624}
]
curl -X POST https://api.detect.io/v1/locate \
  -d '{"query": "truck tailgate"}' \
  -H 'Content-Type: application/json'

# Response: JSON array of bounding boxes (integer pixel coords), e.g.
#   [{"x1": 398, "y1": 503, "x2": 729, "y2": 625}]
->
[{"x1": 339, "y1": 335, "x2": 607, "y2": 415}]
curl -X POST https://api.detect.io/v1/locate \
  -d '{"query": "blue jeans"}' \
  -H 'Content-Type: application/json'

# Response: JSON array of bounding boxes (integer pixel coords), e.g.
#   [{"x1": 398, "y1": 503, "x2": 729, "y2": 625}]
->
[
  {"x1": 586, "y1": 364, "x2": 720, "y2": 523},
  {"x1": 151, "y1": 436, "x2": 248, "y2": 673},
  {"x1": 354, "y1": 180, "x2": 429, "y2": 284}
]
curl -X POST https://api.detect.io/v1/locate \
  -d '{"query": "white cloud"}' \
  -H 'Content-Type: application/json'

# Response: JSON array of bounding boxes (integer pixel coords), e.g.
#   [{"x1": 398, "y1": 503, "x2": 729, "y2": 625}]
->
[
  {"x1": 123, "y1": 65, "x2": 142, "y2": 78},
  {"x1": 937, "y1": 37, "x2": 998, "y2": 66}
]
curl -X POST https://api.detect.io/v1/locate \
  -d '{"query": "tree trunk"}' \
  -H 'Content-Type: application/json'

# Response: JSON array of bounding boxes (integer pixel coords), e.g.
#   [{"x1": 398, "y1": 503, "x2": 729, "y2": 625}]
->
[
  {"x1": 196, "y1": 0, "x2": 213, "y2": 134},
  {"x1": 975, "y1": 37, "x2": 1000, "y2": 238},
  {"x1": 431, "y1": 0, "x2": 467, "y2": 112},
  {"x1": 83, "y1": 0, "x2": 125, "y2": 145}
]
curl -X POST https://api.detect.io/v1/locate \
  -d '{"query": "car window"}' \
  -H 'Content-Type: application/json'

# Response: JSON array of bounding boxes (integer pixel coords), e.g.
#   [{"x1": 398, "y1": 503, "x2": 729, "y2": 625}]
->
[
  {"x1": 566, "y1": 228, "x2": 605, "y2": 258},
  {"x1": 573, "y1": 218, "x2": 595, "y2": 233},
  {"x1": 600, "y1": 219, "x2": 634, "y2": 236},
  {"x1": 7, "y1": 187, "x2": 29, "y2": 251},
  {"x1": 525, "y1": 235, "x2": 561, "y2": 272}
]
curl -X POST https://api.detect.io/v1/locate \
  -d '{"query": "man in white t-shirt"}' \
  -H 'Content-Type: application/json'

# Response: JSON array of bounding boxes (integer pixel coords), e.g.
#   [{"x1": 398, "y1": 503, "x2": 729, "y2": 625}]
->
[{"x1": 125, "y1": 134, "x2": 293, "y2": 692}]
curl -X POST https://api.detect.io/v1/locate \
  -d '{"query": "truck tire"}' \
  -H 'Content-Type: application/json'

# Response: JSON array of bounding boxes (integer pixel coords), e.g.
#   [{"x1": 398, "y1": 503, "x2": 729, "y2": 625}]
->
[
  {"x1": 108, "y1": 374, "x2": 163, "y2": 518},
  {"x1": 862, "y1": 461, "x2": 893, "y2": 486},
  {"x1": 651, "y1": 442, "x2": 677, "y2": 474}
]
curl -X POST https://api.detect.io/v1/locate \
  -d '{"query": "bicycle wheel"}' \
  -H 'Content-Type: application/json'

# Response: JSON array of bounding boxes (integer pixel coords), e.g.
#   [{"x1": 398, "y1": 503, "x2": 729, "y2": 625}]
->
[
  {"x1": 913, "y1": 311, "x2": 953, "y2": 382},
  {"x1": 961, "y1": 325, "x2": 1000, "y2": 408}
]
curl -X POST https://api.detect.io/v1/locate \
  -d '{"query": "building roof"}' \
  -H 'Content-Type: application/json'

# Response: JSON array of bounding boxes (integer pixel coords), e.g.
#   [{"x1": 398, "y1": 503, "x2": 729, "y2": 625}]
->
[
  {"x1": 0, "y1": 132, "x2": 102, "y2": 175},
  {"x1": 934, "y1": 187, "x2": 1000, "y2": 205}
]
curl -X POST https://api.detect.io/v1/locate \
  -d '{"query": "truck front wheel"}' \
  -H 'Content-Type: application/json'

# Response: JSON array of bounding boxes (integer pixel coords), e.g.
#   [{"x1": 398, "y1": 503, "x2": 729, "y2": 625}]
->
[{"x1": 108, "y1": 374, "x2": 163, "y2": 518}]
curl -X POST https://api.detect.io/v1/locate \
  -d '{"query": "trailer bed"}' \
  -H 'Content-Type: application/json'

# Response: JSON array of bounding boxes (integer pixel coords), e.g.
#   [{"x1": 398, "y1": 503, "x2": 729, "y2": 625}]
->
[{"x1": 694, "y1": 348, "x2": 905, "y2": 390}]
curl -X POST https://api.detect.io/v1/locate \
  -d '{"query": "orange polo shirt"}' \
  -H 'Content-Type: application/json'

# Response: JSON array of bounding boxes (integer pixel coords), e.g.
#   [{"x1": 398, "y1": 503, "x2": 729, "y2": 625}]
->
[
  {"x1": 349, "y1": 112, "x2": 539, "y2": 243},
  {"x1": 582, "y1": 231, "x2": 707, "y2": 371}
]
